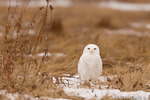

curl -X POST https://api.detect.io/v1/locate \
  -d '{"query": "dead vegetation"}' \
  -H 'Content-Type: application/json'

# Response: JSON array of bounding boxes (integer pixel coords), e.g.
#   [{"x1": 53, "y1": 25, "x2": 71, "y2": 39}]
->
[
  {"x1": 111, "y1": 63, "x2": 150, "y2": 91},
  {"x1": 0, "y1": 0, "x2": 57, "y2": 97},
  {"x1": 0, "y1": 0, "x2": 149, "y2": 99},
  {"x1": 73, "y1": 0, "x2": 150, "y2": 3},
  {"x1": 118, "y1": 0, "x2": 150, "y2": 3}
]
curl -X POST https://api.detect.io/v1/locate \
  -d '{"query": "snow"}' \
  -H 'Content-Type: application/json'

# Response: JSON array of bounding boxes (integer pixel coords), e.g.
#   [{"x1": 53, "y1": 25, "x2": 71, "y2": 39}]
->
[
  {"x1": 62, "y1": 75, "x2": 150, "y2": 100},
  {"x1": 0, "y1": 0, "x2": 72, "y2": 7},
  {"x1": 54, "y1": 53, "x2": 67, "y2": 57},
  {"x1": 131, "y1": 22, "x2": 146, "y2": 28},
  {"x1": 37, "y1": 52, "x2": 52, "y2": 57},
  {"x1": 131, "y1": 22, "x2": 150, "y2": 29},
  {"x1": 145, "y1": 24, "x2": 150, "y2": 29},
  {"x1": 0, "y1": 90, "x2": 32, "y2": 100},
  {"x1": 28, "y1": 30, "x2": 35, "y2": 35},
  {"x1": 0, "y1": 74, "x2": 150, "y2": 100},
  {"x1": 49, "y1": 74, "x2": 150, "y2": 100},
  {"x1": 64, "y1": 88, "x2": 120, "y2": 99},
  {"x1": 104, "y1": 29, "x2": 150, "y2": 37},
  {"x1": 2, "y1": 0, "x2": 150, "y2": 11},
  {"x1": 37, "y1": 52, "x2": 66, "y2": 57},
  {"x1": 51, "y1": 0, "x2": 72, "y2": 7},
  {"x1": 0, "y1": 90, "x2": 70, "y2": 100},
  {"x1": 99, "y1": 1, "x2": 150, "y2": 11}
]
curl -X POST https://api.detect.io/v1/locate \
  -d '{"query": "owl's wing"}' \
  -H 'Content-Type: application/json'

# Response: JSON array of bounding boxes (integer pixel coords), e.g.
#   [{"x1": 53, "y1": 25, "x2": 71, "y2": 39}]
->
[
  {"x1": 78, "y1": 58, "x2": 82, "y2": 75},
  {"x1": 78, "y1": 55, "x2": 87, "y2": 78},
  {"x1": 98, "y1": 56, "x2": 103, "y2": 75}
]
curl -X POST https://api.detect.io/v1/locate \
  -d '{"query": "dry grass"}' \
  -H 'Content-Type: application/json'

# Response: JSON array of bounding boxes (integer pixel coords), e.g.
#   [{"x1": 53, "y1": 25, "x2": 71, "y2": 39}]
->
[
  {"x1": 73, "y1": 0, "x2": 150, "y2": 3},
  {"x1": 111, "y1": 63, "x2": 150, "y2": 91},
  {"x1": 118, "y1": 0, "x2": 150, "y2": 3},
  {"x1": 0, "y1": 0, "x2": 149, "y2": 99},
  {"x1": 0, "y1": 0, "x2": 58, "y2": 98}
]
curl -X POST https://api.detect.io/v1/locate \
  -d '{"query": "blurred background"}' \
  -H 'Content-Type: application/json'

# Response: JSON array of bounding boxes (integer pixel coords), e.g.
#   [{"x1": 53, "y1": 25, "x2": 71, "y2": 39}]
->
[
  {"x1": 0, "y1": 0, "x2": 149, "y2": 99},
  {"x1": 0, "y1": 0, "x2": 150, "y2": 74}
]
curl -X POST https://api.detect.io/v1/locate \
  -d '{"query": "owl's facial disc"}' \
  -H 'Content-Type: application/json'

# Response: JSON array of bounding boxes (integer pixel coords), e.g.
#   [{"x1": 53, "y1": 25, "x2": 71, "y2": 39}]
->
[
  {"x1": 83, "y1": 44, "x2": 100, "y2": 55},
  {"x1": 87, "y1": 47, "x2": 94, "y2": 54}
]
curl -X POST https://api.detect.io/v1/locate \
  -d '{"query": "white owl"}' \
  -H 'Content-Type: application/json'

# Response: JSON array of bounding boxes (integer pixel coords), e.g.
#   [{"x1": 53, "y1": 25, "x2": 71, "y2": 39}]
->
[{"x1": 78, "y1": 44, "x2": 102, "y2": 81}]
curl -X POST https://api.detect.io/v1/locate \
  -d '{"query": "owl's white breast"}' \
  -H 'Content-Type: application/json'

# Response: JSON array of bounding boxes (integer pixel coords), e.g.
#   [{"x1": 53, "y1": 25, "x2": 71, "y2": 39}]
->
[
  {"x1": 78, "y1": 54, "x2": 102, "y2": 81},
  {"x1": 81, "y1": 54, "x2": 101, "y2": 65}
]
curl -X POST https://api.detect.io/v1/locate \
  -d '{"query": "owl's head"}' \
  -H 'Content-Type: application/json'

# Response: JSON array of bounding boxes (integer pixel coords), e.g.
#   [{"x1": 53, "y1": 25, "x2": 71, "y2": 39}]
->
[{"x1": 83, "y1": 44, "x2": 100, "y2": 55}]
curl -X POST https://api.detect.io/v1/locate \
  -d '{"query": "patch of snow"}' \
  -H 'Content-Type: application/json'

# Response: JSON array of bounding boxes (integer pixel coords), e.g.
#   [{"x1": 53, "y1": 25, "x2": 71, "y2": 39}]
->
[
  {"x1": 0, "y1": 33, "x2": 3, "y2": 37},
  {"x1": 125, "y1": 62, "x2": 132, "y2": 65},
  {"x1": 28, "y1": 29, "x2": 35, "y2": 35},
  {"x1": 145, "y1": 24, "x2": 150, "y2": 29},
  {"x1": 1, "y1": 74, "x2": 150, "y2": 99},
  {"x1": 62, "y1": 77, "x2": 80, "y2": 87},
  {"x1": 73, "y1": 74, "x2": 79, "y2": 79},
  {"x1": 37, "y1": 52, "x2": 52, "y2": 57},
  {"x1": 0, "y1": 90, "x2": 6, "y2": 94},
  {"x1": 99, "y1": 1, "x2": 150, "y2": 11},
  {"x1": 104, "y1": 29, "x2": 150, "y2": 37},
  {"x1": 0, "y1": 91, "x2": 33, "y2": 100},
  {"x1": 0, "y1": 0, "x2": 72, "y2": 7},
  {"x1": 0, "y1": 90, "x2": 71, "y2": 100},
  {"x1": 64, "y1": 88, "x2": 122, "y2": 100},
  {"x1": 131, "y1": 22, "x2": 150, "y2": 29},
  {"x1": 63, "y1": 74, "x2": 71, "y2": 76},
  {"x1": 5, "y1": 29, "x2": 35, "y2": 38},
  {"x1": 51, "y1": 74, "x2": 150, "y2": 100},
  {"x1": 113, "y1": 91, "x2": 150, "y2": 100},
  {"x1": 36, "y1": 52, "x2": 66, "y2": 57},
  {"x1": 28, "y1": 54, "x2": 33, "y2": 57},
  {"x1": 131, "y1": 22, "x2": 145, "y2": 28},
  {"x1": 64, "y1": 85, "x2": 150, "y2": 100},
  {"x1": 54, "y1": 53, "x2": 67, "y2": 57},
  {"x1": 98, "y1": 76, "x2": 108, "y2": 82},
  {"x1": 17, "y1": 75, "x2": 24, "y2": 78},
  {"x1": 51, "y1": 0, "x2": 72, "y2": 7}
]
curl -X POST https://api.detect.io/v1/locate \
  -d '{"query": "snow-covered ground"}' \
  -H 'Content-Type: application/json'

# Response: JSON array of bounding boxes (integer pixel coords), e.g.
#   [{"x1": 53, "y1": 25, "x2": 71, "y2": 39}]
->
[
  {"x1": 64, "y1": 88, "x2": 150, "y2": 100},
  {"x1": 0, "y1": 0, "x2": 72, "y2": 7},
  {"x1": 0, "y1": 74, "x2": 150, "y2": 99},
  {"x1": 1, "y1": 0, "x2": 150, "y2": 12},
  {"x1": 0, "y1": 0, "x2": 150, "y2": 99},
  {"x1": 104, "y1": 29, "x2": 150, "y2": 37},
  {"x1": 99, "y1": 1, "x2": 150, "y2": 11},
  {"x1": 131, "y1": 22, "x2": 150, "y2": 29},
  {"x1": 58, "y1": 74, "x2": 150, "y2": 100},
  {"x1": 0, "y1": 90, "x2": 70, "y2": 100},
  {"x1": 37, "y1": 52, "x2": 66, "y2": 57},
  {"x1": 27, "y1": 52, "x2": 66, "y2": 57}
]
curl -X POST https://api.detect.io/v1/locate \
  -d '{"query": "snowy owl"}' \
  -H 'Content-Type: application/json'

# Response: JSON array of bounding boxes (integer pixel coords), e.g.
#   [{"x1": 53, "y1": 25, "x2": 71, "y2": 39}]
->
[{"x1": 78, "y1": 44, "x2": 102, "y2": 81}]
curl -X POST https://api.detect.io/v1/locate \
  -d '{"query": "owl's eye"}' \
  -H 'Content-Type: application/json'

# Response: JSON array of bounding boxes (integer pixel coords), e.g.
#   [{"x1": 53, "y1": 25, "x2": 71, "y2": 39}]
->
[
  {"x1": 94, "y1": 48, "x2": 96, "y2": 50},
  {"x1": 88, "y1": 48, "x2": 90, "y2": 50}
]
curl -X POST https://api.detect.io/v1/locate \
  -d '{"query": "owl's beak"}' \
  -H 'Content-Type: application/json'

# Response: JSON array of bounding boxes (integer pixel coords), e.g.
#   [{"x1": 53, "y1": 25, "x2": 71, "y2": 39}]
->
[{"x1": 90, "y1": 50, "x2": 94, "y2": 54}]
